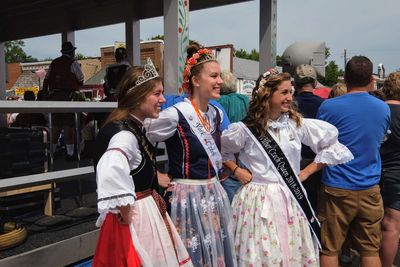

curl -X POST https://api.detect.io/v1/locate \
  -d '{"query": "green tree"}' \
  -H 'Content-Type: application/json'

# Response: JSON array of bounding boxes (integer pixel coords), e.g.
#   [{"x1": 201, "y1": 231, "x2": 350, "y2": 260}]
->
[
  {"x1": 234, "y1": 48, "x2": 250, "y2": 59},
  {"x1": 325, "y1": 47, "x2": 331, "y2": 60},
  {"x1": 276, "y1": 55, "x2": 283, "y2": 66},
  {"x1": 234, "y1": 48, "x2": 260, "y2": 61},
  {"x1": 249, "y1": 49, "x2": 259, "y2": 61},
  {"x1": 4, "y1": 40, "x2": 38, "y2": 63},
  {"x1": 319, "y1": 60, "x2": 344, "y2": 86},
  {"x1": 318, "y1": 47, "x2": 344, "y2": 86},
  {"x1": 150, "y1": 35, "x2": 164, "y2": 41},
  {"x1": 75, "y1": 53, "x2": 87, "y2": 60}
]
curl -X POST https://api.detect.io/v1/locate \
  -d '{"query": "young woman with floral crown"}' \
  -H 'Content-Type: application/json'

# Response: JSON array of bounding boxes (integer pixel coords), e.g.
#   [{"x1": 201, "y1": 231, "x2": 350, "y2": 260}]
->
[
  {"x1": 145, "y1": 44, "x2": 237, "y2": 266},
  {"x1": 92, "y1": 59, "x2": 192, "y2": 267},
  {"x1": 221, "y1": 71, "x2": 353, "y2": 266}
]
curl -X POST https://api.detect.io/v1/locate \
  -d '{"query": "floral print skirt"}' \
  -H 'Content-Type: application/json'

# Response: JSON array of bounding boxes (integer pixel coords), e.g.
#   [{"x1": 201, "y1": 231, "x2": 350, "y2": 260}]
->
[
  {"x1": 170, "y1": 177, "x2": 237, "y2": 267},
  {"x1": 232, "y1": 182, "x2": 319, "y2": 267}
]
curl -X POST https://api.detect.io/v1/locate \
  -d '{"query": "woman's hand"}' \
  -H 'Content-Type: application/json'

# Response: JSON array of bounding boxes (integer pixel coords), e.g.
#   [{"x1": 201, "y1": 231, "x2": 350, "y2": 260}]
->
[
  {"x1": 219, "y1": 168, "x2": 231, "y2": 183},
  {"x1": 299, "y1": 162, "x2": 327, "y2": 182},
  {"x1": 118, "y1": 205, "x2": 132, "y2": 224},
  {"x1": 157, "y1": 171, "x2": 171, "y2": 188},
  {"x1": 234, "y1": 167, "x2": 252, "y2": 185}
]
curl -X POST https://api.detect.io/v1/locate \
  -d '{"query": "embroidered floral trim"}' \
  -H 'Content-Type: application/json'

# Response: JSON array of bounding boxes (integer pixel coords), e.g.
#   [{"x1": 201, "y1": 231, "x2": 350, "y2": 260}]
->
[
  {"x1": 314, "y1": 142, "x2": 354, "y2": 166},
  {"x1": 177, "y1": 124, "x2": 190, "y2": 178}
]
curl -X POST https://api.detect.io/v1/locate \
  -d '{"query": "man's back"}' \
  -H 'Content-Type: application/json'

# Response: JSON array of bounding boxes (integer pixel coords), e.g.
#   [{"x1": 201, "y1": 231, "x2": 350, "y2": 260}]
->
[
  {"x1": 296, "y1": 92, "x2": 325, "y2": 158},
  {"x1": 317, "y1": 92, "x2": 390, "y2": 190},
  {"x1": 295, "y1": 91, "x2": 324, "y2": 119},
  {"x1": 48, "y1": 55, "x2": 77, "y2": 90},
  {"x1": 104, "y1": 62, "x2": 130, "y2": 94}
]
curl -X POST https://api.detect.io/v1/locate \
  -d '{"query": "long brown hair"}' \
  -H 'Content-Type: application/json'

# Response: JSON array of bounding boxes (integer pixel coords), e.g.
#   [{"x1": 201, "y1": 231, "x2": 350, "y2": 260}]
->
[
  {"x1": 104, "y1": 66, "x2": 162, "y2": 125},
  {"x1": 244, "y1": 72, "x2": 302, "y2": 135}
]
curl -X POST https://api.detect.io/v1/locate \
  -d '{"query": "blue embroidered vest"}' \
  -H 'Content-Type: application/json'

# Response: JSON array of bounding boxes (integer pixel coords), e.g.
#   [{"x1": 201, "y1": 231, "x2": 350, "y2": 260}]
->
[{"x1": 165, "y1": 105, "x2": 221, "y2": 179}]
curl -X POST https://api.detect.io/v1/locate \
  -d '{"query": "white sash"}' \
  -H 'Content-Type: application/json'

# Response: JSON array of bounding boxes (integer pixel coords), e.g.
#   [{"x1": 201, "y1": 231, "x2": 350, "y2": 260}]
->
[{"x1": 174, "y1": 99, "x2": 222, "y2": 177}]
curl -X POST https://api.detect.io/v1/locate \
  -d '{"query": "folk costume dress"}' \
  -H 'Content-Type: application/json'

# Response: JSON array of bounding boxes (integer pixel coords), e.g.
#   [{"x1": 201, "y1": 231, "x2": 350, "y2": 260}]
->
[
  {"x1": 145, "y1": 98, "x2": 237, "y2": 267},
  {"x1": 92, "y1": 117, "x2": 192, "y2": 267},
  {"x1": 221, "y1": 114, "x2": 353, "y2": 267}
]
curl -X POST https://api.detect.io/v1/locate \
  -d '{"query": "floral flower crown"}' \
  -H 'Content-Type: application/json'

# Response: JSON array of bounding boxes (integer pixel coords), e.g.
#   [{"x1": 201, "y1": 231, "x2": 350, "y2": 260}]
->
[
  {"x1": 182, "y1": 48, "x2": 216, "y2": 92},
  {"x1": 257, "y1": 68, "x2": 280, "y2": 94},
  {"x1": 256, "y1": 68, "x2": 295, "y2": 95}
]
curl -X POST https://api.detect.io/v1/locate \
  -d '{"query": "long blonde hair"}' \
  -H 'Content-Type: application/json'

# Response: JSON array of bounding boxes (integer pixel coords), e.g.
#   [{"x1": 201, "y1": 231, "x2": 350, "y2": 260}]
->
[
  {"x1": 329, "y1": 83, "x2": 347, "y2": 98},
  {"x1": 244, "y1": 72, "x2": 302, "y2": 135},
  {"x1": 104, "y1": 67, "x2": 162, "y2": 125}
]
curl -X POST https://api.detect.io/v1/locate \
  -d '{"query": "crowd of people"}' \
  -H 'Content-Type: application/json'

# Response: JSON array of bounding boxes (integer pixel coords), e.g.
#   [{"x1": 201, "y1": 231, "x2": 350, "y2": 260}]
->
[
  {"x1": 91, "y1": 42, "x2": 400, "y2": 267},
  {"x1": 6, "y1": 41, "x2": 399, "y2": 266}
]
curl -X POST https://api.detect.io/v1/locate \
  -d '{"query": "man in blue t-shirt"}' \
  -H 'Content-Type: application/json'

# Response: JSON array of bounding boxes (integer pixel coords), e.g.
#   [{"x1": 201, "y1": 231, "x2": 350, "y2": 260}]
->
[{"x1": 317, "y1": 56, "x2": 390, "y2": 267}]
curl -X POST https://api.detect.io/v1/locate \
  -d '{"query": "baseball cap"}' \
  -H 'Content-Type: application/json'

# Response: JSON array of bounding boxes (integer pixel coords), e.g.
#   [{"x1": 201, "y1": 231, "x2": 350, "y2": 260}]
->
[{"x1": 294, "y1": 64, "x2": 317, "y2": 83}]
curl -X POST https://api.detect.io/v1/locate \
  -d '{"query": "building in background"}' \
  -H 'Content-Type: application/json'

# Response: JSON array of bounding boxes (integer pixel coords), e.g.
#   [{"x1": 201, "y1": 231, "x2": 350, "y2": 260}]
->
[{"x1": 6, "y1": 59, "x2": 101, "y2": 98}]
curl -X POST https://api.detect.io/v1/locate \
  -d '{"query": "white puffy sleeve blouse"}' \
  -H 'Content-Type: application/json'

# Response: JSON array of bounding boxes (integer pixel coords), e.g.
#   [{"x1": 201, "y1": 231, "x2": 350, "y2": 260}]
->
[
  {"x1": 221, "y1": 114, "x2": 353, "y2": 184},
  {"x1": 95, "y1": 130, "x2": 142, "y2": 226}
]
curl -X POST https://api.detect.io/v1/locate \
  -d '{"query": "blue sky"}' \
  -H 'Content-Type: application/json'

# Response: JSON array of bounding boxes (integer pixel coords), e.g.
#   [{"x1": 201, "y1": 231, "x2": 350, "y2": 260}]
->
[{"x1": 23, "y1": 0, "x2": 400, "y2": 73}]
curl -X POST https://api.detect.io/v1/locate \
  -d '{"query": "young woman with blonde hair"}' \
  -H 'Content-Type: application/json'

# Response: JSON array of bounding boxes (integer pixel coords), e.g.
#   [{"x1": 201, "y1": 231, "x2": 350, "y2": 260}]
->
[{"x1": 222, "y1": 71, "x2": 353, "y2": 266}]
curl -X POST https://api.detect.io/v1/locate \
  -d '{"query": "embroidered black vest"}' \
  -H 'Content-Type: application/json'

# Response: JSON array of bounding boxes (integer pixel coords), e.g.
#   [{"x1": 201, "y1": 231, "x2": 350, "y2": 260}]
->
[
  {"x1": 94, "y1": 120, "x2": 159, "y2": 192},
  {"x1": 165, "y1": 104, "x2": 221, "y2": 179}
]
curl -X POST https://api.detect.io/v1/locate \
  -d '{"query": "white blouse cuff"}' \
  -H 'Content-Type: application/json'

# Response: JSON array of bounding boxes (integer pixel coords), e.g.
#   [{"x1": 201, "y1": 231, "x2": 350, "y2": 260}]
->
[
  {"x1": 314, "y1": 142, "x2": 354, "y2": 166},
  {"x1": 96, "y1": 193, "x2": 136, "y2": 227}
]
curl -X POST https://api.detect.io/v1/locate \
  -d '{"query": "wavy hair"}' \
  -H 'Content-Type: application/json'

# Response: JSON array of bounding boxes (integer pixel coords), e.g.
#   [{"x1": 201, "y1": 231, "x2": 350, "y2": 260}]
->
[
  {"x1": 383, "y1": 71, "x2": 400, "y2": 101},
  {"x1": 244, "y1": 72, "x2": 302, "y2": 135}
]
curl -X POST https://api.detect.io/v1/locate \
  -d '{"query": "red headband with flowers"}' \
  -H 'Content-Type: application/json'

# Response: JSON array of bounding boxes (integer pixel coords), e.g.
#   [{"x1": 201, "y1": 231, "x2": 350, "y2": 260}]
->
[{"x1": 181, "y1": 48, "x2": 215, "y2": 93}]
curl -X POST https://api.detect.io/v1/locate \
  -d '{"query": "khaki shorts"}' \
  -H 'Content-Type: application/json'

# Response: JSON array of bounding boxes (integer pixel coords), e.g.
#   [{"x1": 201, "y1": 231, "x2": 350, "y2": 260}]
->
[{"x1": 317, "y1": 184, "x2": 383, "y2": 257}]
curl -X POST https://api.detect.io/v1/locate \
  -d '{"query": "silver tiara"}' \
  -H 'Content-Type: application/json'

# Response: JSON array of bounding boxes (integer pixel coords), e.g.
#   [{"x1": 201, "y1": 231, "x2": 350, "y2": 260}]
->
[{"x1": 127, "y1": 58, "x2": 159, "y2": 93}]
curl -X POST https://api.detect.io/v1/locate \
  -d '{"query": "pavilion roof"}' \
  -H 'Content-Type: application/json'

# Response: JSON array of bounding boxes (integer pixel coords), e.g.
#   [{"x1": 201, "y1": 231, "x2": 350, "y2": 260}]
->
[{"x1": 0, "y1": 0, "x2": 252, "y2": 41}]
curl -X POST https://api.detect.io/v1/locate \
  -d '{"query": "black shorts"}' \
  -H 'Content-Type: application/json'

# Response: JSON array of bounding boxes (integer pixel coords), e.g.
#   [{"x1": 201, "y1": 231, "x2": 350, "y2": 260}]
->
[{"x1": 381, "y1": 178, "x2": 400, "y2": 211}]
